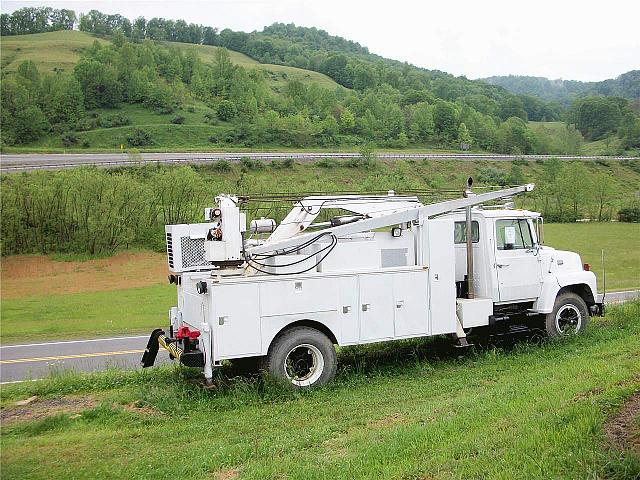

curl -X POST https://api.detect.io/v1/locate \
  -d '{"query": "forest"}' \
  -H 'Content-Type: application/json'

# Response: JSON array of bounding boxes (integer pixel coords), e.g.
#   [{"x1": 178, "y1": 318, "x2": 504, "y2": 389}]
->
[{"x1": 2, "y1": 6, "x2": 638, "y2": 153}]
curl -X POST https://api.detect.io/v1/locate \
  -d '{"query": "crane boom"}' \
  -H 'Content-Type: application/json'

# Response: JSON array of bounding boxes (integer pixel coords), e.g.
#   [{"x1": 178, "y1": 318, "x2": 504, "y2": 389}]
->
[{"x1": 247, "y1": 183, "x2": 535, "y2": 255}]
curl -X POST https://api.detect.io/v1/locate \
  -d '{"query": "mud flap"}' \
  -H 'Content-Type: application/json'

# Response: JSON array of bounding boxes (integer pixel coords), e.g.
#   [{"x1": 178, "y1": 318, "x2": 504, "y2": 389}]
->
[{"x1": 141, "y1": 328, "x2": 165, "y2": 368}]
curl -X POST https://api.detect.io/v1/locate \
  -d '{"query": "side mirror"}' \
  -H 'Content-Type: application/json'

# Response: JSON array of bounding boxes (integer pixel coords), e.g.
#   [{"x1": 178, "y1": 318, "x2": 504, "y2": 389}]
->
[{"x1": 504, "y1": 226, "x2": 516, "y2": 250}]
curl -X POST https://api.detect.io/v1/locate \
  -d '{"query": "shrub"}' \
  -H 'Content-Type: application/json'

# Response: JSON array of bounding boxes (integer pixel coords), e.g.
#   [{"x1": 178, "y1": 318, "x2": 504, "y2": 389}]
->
[
  {"x1": 618, "y1": 207, "x2": 640, "y2": 222},
  {"x1": 512, "y1": 157, "x2": 528, "y2": 166},
  {"x1": 211, "y1": 160, "x2": 232, "y2": 173},
  {"x1": 81, "y1": 139, "x2": 91, "y2": 148},
  {"x1": 271, "y1": 158, "x2": 294, "y2": 169},
  {"x1": 171, "y1": 116, "x2": 185, "y2": 125},
  {"x1": 316, "y1": 158, "x2": 338, "y2": 168},
  {"x1": 61, "y1": 132, "x2": 78, "y2": 147},
  {"x1": 217, "y1": 100, "x2": 237, "y2": 121},
  {"x1": 240, "y1": 157, "x2": 264, "y2": 171},
  {"x1": 208, "y1": 135, "x2": 218, "y2": 143},
  {"x1": 476, "y1": 166, "x2": 508, "y2": 186},
  {"x1": 100, "y1": 114, "x2": 130, "y2": 128},
  {"x1": 127, "y1": 128, "x2": 153, "y2": 147},
  {"x1": 186, "y1": 106, "x2": 196, "y2": 113}
]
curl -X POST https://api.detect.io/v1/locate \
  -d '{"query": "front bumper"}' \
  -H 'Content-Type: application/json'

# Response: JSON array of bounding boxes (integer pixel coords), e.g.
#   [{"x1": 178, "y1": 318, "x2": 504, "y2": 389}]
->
[
  {"x1": 590, "y1": 302, "x2": 605, "y2": 317},
  {"x1": 141, "y1": 328, "x2": 205, "y2": 368}
]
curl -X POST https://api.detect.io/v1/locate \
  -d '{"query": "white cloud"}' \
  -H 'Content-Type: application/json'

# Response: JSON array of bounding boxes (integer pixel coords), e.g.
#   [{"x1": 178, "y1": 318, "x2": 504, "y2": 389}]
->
[{"x1": 3, "y1": 0, "x2": 638, "y2": 81}]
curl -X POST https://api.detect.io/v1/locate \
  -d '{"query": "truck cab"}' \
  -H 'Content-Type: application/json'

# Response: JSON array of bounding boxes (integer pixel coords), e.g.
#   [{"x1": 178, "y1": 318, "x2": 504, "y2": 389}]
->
[{"x1": 447, "y1": 208, "x2": 598, "y2": 318}]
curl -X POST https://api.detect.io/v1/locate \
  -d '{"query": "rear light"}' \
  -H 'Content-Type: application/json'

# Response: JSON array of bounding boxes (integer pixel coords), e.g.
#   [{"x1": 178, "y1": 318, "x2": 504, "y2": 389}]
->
[
  {"x1": 175, "y1": 326, "x2": 201, "y2": 340},
  {"x1": 583, "y1": 263, "x2": 591, "y2": 271}
]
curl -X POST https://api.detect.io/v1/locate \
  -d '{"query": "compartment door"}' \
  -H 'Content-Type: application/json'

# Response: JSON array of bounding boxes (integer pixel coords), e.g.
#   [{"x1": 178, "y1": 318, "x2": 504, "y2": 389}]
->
[
  {"x1": 393, "y1": 270, "x2": 429, "y2": 337},
  {"x1": 214, "y1": 283, "x2": 261, "y2": 358},
  {"x1": 358, "y1": 274, "x2": 394, "y2": 342}
]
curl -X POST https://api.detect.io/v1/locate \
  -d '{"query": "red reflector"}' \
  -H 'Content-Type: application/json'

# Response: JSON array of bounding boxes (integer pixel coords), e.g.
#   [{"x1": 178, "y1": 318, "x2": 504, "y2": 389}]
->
[
  {"x1": 175, "y1": 326, "x2": 201, "y2": 340},
  {"x1": 583, "y1": 263, "x2": 591, "y2": 271}
]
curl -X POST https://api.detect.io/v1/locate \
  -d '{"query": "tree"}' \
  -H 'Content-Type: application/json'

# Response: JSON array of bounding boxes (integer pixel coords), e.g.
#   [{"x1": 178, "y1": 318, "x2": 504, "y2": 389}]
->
[
  {"x1": 567, "y1": 97, "x2": 625, "y2": 140},
  {"x1": 339, "y1": 108, "x2": 355, "y2": 133},
  {"x1": 433, "y1": 101, "x2": 458, "y2": 142},
  {"x1": 408, "y1": 102, "x2": 434, "y2": 143},
  {"x1": 457, "y1": 122, "x2": 472, "y2": 148},
  {"x1": 74, "y1": 59, "x2": 122, "y2": 108},
  {"x1": 49, "y1": 77, "x2": 85, "y2": 125},
  {"x1": 1, "y1": 79, "x2": 49, "y2": 144}
]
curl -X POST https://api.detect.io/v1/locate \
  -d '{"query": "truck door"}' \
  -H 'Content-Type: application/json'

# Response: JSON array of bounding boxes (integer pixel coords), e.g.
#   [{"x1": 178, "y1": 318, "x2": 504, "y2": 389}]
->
[{"x1": 494, "y1": 218, "x2": 542, "y2": 302}]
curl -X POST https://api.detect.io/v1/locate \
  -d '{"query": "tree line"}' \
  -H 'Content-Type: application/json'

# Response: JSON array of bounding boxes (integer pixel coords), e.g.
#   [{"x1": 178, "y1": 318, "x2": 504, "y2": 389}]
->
[
  {"x1": 1, "y1": 160, "x2": 637, "y2": 256},
  {"x1": 0, "y1": 6, "x2": 76, "y2": 35}
]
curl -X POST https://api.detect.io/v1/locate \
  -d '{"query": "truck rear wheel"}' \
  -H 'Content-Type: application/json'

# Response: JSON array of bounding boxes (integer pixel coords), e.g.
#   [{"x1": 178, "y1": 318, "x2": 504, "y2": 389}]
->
[
  {"x1": 545, "y1": 292, "x2": 589, "y2": 338},
  {"x1": 263, "y1": 326, "x2": 337, "y2": 388}
]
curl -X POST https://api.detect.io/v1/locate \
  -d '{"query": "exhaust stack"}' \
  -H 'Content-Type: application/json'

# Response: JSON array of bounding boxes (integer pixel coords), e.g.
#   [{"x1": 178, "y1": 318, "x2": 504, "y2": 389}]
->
[{"x1": 464, "y1": 177, "x2": 475, "y2": 299}]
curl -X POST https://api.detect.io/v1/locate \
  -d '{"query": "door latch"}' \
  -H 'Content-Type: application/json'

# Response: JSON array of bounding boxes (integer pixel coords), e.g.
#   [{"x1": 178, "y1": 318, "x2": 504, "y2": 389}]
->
[{"x1": 362, "y1": 303, "x2": 371, "y2": 312}]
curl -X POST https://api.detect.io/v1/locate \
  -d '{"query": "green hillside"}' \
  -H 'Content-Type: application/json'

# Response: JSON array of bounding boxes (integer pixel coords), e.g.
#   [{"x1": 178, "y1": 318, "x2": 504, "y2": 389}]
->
[
  {"x1": 0, "y1": 8, "x2": 638, "y2": 154},
  {"x1": 0, "y1": 30, "x2": 108, "y2": 73}
]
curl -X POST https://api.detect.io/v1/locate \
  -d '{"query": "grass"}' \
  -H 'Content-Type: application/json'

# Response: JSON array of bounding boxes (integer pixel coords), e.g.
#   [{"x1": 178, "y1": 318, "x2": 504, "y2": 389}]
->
[
  {"x1": 1, "y1": 303, "x2": 638, "y2": 479},
  {"x1": 0, "y1": 30, "x2": 108, "y2": 74},
  {"x1": 0, "y1": 284, "x2": 174, "y2": 343},
  {"x1": 545, "y1": 223, "x2": 640, "y2": 292}
]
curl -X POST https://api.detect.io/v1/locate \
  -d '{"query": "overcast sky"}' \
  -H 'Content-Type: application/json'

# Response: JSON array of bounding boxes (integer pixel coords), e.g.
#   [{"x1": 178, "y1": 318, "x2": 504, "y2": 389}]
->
[{"x1": 3, "y1": 0, "x2": 639, "y2": 81}]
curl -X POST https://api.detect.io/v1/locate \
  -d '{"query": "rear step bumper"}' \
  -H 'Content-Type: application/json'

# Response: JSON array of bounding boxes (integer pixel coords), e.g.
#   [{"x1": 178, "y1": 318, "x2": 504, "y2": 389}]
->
[{"x1": 141, "y1": 328, "x2": 205, "y2": 369}]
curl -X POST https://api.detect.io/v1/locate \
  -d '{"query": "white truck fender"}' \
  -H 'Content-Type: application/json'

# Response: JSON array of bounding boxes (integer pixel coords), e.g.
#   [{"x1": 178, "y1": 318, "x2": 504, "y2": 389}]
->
[{"x1": 533, "y1": 271, "x2": 598, "y2": 313}]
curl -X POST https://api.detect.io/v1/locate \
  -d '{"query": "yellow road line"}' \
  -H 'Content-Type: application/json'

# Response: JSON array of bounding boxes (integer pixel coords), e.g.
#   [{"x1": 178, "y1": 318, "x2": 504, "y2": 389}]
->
[{"x1": 0, "y1": 349, "x2": 145, "y2": 364}]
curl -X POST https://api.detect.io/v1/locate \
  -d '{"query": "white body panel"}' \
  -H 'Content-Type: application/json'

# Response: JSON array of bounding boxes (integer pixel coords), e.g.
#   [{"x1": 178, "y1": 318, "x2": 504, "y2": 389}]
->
[{"x1": 456, "y1": 297, "x2": 493, "y2": 328}]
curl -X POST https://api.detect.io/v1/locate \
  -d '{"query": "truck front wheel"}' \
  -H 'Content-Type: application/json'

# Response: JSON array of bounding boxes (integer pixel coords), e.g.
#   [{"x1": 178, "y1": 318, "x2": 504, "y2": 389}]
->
[
  {"x1": 263, "y1": 326, "x2": 337, "y2": 388},
  {"x1": 545, "y1": 292, "x2": 589, "y2": 338}
]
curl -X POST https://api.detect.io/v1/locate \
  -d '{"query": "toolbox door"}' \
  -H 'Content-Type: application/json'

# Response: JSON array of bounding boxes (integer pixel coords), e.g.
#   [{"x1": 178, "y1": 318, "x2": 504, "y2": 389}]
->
[
  {"x1": 213, "y1": 283, "x2": 262, "y2": 359},
  {"x1": 358, "y1": 273, "x2": 394, "y2": 342}
]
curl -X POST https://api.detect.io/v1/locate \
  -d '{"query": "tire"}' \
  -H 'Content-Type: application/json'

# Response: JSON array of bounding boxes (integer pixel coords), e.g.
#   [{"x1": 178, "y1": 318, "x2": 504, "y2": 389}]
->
[
  {"x1": 263, "y1": 326, "x2": 337, "y2": 388},
  {"x1": 544, "y1": 292, "x2": 589, "y2": 338}
]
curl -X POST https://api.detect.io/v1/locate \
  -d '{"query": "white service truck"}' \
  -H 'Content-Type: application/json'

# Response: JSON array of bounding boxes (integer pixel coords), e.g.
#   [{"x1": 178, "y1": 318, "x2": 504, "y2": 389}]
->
[{"x1": 142, "y1": 181, "x2": 604, "y2": 387}]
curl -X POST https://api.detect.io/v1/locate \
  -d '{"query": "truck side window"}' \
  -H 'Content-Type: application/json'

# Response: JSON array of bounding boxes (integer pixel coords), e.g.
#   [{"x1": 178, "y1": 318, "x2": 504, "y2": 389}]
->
[
  {"x1": 496, "y1": 219, "x2": 533, "y2": 250},
  {"x1": 454, "y1": 221, "x2": 479, "y2": 244}
]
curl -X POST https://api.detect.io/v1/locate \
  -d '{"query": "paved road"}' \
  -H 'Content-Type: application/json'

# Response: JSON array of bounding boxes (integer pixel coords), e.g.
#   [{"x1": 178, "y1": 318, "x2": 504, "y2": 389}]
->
[
  {"x1": 0, "y1": 335, "x2": 169, "y2": 384},
  {"x1": 1, "y1": 290, "x2": 637, "y2": 384},
  {"x1": 1, "y1": 152, "x2": 637, "y2": 173}
]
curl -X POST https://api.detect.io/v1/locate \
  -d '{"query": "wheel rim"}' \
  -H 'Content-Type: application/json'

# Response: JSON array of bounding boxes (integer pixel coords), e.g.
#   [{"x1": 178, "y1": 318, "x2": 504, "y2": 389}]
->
[
  {"x1": 555, "y1": 304, "x2": 582, "y2": 335},
  {"x1": 283, "y1": 344, "x2": 324, "y2": 387}
]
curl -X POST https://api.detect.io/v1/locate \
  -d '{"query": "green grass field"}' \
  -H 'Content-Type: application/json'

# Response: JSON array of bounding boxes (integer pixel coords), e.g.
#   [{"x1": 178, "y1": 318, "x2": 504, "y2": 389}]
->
[
  {"x1": 1, "y1": 303, "x2": 638, "y2": 479},
  {"x1": 545, "y1": 223, "x2": 640, "y2": 292},
  {"x1": 0, "y1": 284, "x2": 174, "y2": 343}
]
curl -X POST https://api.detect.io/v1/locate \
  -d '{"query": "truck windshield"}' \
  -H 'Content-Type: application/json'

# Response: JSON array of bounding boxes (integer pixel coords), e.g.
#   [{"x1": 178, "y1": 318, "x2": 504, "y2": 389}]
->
[{"x1": 496, "y1": 219, "x2": 533, "y2": 250}]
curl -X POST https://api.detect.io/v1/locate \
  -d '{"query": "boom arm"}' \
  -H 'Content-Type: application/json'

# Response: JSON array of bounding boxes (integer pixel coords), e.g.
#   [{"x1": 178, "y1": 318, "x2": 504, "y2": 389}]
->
[{"x1": 247, "y1": 184, "x2": 535, "y2": 255}]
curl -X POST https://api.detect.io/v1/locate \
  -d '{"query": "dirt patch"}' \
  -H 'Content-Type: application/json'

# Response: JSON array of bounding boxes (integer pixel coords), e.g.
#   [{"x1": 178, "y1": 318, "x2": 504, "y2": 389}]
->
[
  {"x1": 0, "y1": 251, "x2": 168, "y2": 299},
  {"x1": 209, "y1": 468, "x2": 239, "y2": 480},
  {"x1": 604, "y1": 391, "x2": 640, "y2": 454},
  {"x1": 0, "y1": 395, "x2": 97, "y2": 425},
  {"x1": 122, "y1": 401, "x2": 165, "y2": 417},
  {"x1": 367, "y1": 412, "x2": 407, "y2": 428}
]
